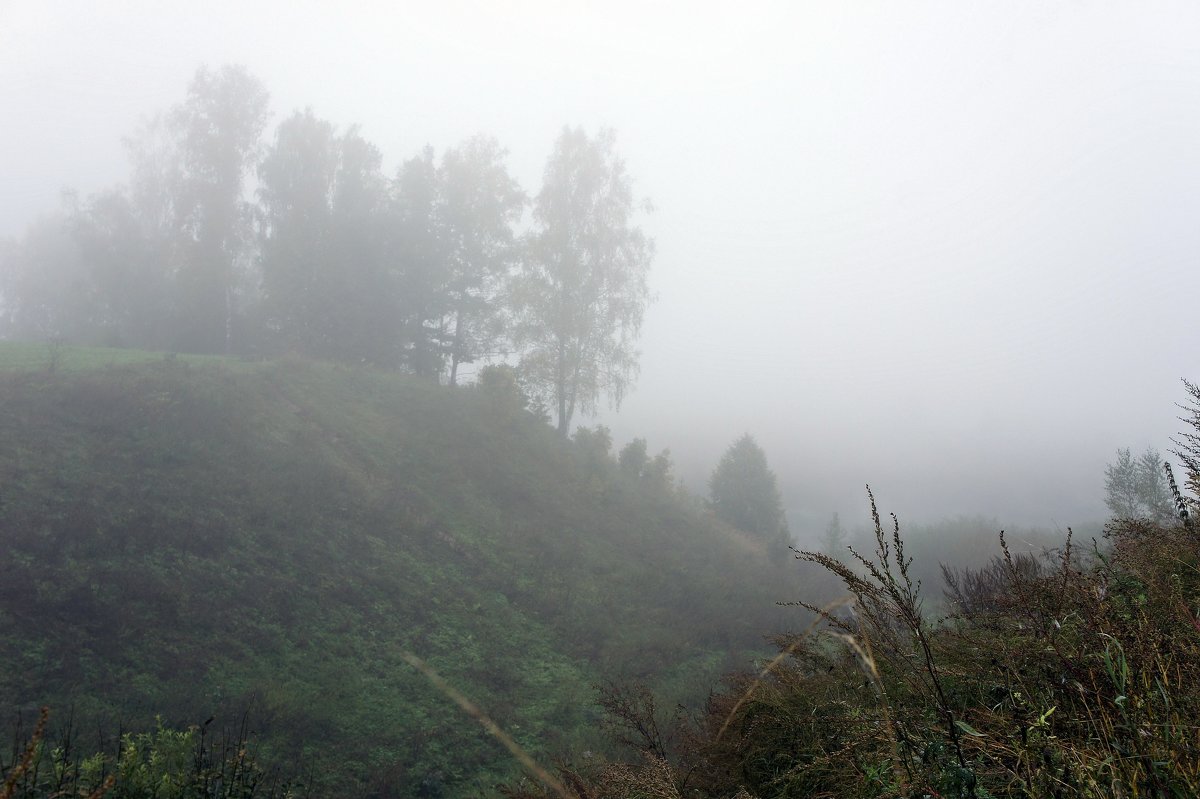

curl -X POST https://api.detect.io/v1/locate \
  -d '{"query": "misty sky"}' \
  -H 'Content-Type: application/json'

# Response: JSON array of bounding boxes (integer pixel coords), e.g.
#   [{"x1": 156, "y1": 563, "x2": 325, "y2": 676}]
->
[{"x1": 3, "y1": 2, "x2": 1199, "y2": 532}]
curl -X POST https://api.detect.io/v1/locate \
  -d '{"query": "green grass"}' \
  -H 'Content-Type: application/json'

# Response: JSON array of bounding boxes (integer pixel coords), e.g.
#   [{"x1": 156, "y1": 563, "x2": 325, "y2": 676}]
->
[
  {"x1": 0, "y1": 346, "x2": 796, "y2": 796},
  {"x1": 0, "y1": 339, "x2": 239, "y2": 373}
]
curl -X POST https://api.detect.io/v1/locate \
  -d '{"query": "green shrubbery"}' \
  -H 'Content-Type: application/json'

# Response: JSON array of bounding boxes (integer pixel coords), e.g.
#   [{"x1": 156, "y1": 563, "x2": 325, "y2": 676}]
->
[
  {"x1": 506, "y1": 507, "x2": 1200, "y2": 798},
  {"x1": 0, "y1": 349, "x2": 795, "y2": 796},
  {"x1": 504, "y1": 390, "x2": 1200, "y2": 799},
  {"x1": 15, "y1": 345, "x2": 1197, "y2": 798},
  {"x1": 1, "y1": 709, "x2": 297, "y2": 799}
]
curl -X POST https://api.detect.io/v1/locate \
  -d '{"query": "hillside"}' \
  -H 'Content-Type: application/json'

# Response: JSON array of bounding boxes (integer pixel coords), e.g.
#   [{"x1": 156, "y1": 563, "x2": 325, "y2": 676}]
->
[{"x1": 0, "y1": 350, "x2": 800, "y2": 796}]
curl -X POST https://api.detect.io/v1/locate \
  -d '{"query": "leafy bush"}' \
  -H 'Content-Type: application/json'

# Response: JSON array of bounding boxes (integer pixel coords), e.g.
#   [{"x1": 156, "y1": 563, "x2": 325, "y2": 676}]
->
[
  {"x1": 514, "y1": 380, "x2": 1200, "y2": 798},
  {"x1": 513, "y1": 499, "x2": 1200, "y2": 799},
  {"x1": 1, "y1": 708, "x2": 299, "y2": 799}
]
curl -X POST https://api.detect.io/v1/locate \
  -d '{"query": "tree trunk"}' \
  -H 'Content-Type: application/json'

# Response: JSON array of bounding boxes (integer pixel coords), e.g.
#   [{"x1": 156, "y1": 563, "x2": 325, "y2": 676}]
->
[
  {"x1": 448, "y1": 309, "x2": 465, "y2": 387},
  {"x1": 556, "y1": 341, "x2": 570, "y2": 436}
]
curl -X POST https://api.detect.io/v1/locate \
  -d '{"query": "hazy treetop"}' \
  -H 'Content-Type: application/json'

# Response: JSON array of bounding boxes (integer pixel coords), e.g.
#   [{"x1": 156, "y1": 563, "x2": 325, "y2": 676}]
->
[{"x1": 3, "y1": 2, "x2": 1198, "y2": 525}]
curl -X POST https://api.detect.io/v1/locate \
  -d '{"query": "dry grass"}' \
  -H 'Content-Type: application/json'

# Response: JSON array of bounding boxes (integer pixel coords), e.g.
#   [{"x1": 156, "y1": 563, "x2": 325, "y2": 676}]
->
[{"x1": 523, "y1": 476, "x2": 1200, "y2": 798}]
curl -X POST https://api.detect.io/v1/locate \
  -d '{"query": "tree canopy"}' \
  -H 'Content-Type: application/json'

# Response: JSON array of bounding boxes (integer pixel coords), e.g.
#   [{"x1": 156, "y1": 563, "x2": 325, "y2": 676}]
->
[
  {"x1": 257, "y1": 110, "x2": 395, "y2": 364},
  {"x1": 0, "y1": 68, "x2": 654, "y2": 412},
  {"x1": 708, "y1": 434, "x2": 789, "y2": 543},
  {"x1": 510, "y1": 126, "x2": 654, "y2": 435},
  {"x1": 821, "y1": 511, "x2": 846, "y2": 557},
  {"x1": 437, "y1": 135, "x2": 525, "y2": 385},
  {"x1": 168, "y1": 65, "x2": 270, "y2": 353},
  {"x1": 1104, "y1": 446, "x2": 1176, "y2": 524}
]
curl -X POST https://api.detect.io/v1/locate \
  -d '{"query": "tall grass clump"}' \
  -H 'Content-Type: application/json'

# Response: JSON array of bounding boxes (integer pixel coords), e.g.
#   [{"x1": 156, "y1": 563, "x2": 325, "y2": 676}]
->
[{"x1": 511, "y1": 382, "x2": 1200, "y2": 799}]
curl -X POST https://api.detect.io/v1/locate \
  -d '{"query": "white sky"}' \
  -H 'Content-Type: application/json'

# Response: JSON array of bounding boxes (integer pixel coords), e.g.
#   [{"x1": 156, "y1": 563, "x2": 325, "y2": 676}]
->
[{"x1": 3, "y1": 1, "x2": 1199, "y2": 530}]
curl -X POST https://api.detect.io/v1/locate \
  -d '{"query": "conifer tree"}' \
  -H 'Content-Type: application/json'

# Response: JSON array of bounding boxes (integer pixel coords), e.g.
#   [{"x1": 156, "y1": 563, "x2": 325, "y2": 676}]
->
[{"x1": 709, "y1": 434, "x2": 788, "y2": 542}]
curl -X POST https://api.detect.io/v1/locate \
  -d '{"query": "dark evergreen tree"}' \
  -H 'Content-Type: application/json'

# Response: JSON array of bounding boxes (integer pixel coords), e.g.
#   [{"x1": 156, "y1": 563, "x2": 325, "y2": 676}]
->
[
  {"x1": 618, "y1": 438, "x2": 649, "y2": 478},
  {"x1": 643, "y1": 449, "x2": 674, "y2": 492},
  {"x1": 821, "y1": 511, "x2": 846, "y2": 557},
  {"x1": 709, "y1": 434, "x2": 788, "y2": 542}
]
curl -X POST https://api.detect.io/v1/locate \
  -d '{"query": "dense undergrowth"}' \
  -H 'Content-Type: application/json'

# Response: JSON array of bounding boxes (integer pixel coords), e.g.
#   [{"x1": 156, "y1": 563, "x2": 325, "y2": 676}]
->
[
  {"x1": 10, "y1": 342, "x2": 1193, "y2": 798},
  {"x1": 501, "y1": 382, "x2": 1200, "y2": 798},
  {"x1": 0, "y1": 345, "x2": 798, "y2": 796},
  {"x1": 2, "y1": 707, "x2": 298, "y2": 799},
  {"x1": 507, "y1": 494, "x2": 1200, "y2": 798}
]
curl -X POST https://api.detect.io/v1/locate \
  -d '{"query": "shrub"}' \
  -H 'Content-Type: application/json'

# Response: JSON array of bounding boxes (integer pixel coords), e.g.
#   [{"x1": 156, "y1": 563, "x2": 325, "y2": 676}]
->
[
  {"x1": 530, "y1": 491, "x2": 1200, "y2": 797},
  {"x1": 1, "y1": 709, "x2": 301, "y2": 799}
]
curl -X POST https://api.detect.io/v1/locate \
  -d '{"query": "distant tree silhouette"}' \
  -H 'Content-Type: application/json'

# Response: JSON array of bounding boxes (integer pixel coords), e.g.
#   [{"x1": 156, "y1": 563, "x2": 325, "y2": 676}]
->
[
  {"x1": 709, "y1": 434, "x2": 788, "y2": 543},
  {"x1": 510, "y1": 127, "x2": 654, "y2": 435},
  {"x1": 1105, "y1": 447, "x2": 1175, "y2": 523}
]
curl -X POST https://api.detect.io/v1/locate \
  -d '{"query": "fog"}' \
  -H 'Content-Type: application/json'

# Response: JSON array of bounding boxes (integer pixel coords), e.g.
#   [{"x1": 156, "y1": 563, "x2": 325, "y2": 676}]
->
[{"x1": 4, "y1": 1, "x2": 1198, "y2": 530}]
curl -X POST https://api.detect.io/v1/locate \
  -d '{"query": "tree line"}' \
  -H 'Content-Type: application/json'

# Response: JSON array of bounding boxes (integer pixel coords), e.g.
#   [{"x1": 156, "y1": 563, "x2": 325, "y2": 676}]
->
[{"x1": 0, "y1": 65, "x2": 654, "y2": 435}]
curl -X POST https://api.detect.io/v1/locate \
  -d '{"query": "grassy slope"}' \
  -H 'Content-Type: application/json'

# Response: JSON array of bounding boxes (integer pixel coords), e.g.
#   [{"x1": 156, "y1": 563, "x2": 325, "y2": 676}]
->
[{"x1": 0, "y1": 347, "x2": 798, "y2": 796}]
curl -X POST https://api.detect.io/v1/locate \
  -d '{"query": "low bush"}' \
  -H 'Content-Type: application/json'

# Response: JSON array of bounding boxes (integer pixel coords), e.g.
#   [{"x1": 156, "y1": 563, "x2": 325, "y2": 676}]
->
[{"x1": 1, "y1": 708, "x2": 300, "y2": 799}]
